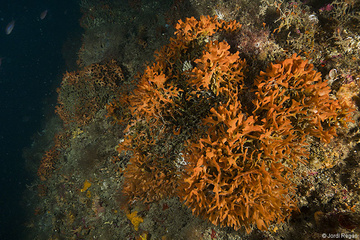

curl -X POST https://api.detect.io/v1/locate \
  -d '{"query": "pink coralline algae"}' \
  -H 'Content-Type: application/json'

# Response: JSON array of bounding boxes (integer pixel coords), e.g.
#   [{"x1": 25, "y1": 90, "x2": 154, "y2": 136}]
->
[{"x1": 320, "y1": 4, "x2": 333, "y2": 12}]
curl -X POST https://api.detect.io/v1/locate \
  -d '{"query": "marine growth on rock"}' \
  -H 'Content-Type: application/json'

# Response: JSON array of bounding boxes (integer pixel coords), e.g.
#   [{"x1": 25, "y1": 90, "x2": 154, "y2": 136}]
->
[{"x1": 107, "y1": 16, "x2": 354, "y2": 233}]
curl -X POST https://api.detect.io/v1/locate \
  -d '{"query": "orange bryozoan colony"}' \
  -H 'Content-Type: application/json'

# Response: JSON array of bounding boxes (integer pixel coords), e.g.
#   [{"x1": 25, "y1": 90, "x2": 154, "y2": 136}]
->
[
  {"x1": 108, "y1": 16, "x2": 353, "y2": 233},
  {"x1": 37, "y1": 60, "x2": 124, "y2": 181}
]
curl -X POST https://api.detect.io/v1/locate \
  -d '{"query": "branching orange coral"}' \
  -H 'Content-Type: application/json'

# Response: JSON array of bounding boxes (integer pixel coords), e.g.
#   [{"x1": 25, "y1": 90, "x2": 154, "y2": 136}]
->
[
  {"x1": 179, "y1": 91, "x2": 297, "y2": 232},
  {"x1": 118, "y1": 122, "x2": 181, "y2": 203},
  {"x1": 253, "y1": 54, "x2": 354, "y2": 166},
  {"x1": 110, "y1": 16, "x2": 354, "y2": 233},
  {"x1": 190, "y1": 40, "x2": 245, "y2": 95}
]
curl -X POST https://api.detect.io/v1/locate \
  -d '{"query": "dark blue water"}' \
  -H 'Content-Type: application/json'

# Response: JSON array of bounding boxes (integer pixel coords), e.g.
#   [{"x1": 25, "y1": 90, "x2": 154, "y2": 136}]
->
[{"x1": 0, "y1": 0, "x2": 81, "y2": 239}]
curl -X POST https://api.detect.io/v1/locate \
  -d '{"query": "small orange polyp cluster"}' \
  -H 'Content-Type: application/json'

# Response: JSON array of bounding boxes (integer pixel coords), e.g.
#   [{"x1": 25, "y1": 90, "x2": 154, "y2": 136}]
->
[
  {"x1": 37, "y1": 132, "x2": 68, "y2": 182},
  {"x1": 56, "y1": 60, "x2": 123, "y2": 128},
  {"x1": 37, "y1": 147, "x2": 59, "y2": 181},
  {"x1": 110, "y1": 16, "x2": 353, "y2": 233}
]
